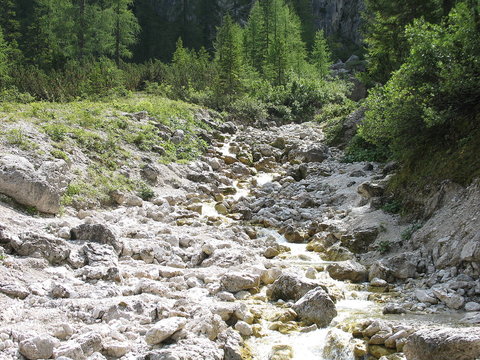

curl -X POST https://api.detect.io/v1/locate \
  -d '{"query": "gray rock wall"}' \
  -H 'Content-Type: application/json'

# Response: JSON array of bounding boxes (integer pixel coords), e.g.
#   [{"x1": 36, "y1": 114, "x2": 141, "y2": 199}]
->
[
  {"x1": 147, "y1": 0, "x2": 363, "y2": 44},
  {"x1": 311, "y1": 0, "x2": 364, "y2": 44}
]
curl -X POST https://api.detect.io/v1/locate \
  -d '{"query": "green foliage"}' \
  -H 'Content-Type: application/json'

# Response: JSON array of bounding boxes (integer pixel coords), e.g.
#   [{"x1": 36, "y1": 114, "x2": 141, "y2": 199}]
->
[
  {"x1": 0, "y1": 27, "x2": 9, "y2": 88},
  {"x1": 362, "y1": 0, "x2": 446, "y2": 84},
  {"x1": 24, "y1": 0, "x2": 138, "y2": 65},
  {"x1": 342, "y1": 135, "x2": 391, "y2": 163},
  {"x1": 1, "y1": 128, "x2": 38, "y2": 150},
  {"x1": 0, "y1": 87, "x2": 35, "y2": 103},
  {"x1": 107, "y1": 0, "x2": 140, "y2": 64},
  {"x1": 12, "y1": 57, "x2": 126, "y2": 101},
  {"x1": 50, "y1": 149, "x2": 70, "y2": 161},
  {"x1": 167, "y1": 39, "x2": 214, "y2": 100},
  {"x1": 137, "y1": 183, "x2": 154, "y2": 200},
  {"x1": 227, "y1": 96, "x2": 268, "y2": 123},
  {"x1": 214, "y1": 15, "x2": 244, "y2": 96},
  {"x1": 381, "y1": 199, "x2": 403, "y2": 214},
  {"x1": 316, "y1": 99, "x2": 357, "y2": 145},
  {"x1": 243, "y1": 0, "x2": 307, "y2": 86},
  {"x1": 310, "y1": 30, "x2": 332, "y2": 78},
  {"x1": 401, "y1": 222, "x2": 423, "y2": 241},
  {"x1": 376, "y1": 240, "x2": 392, "y2": 254},
  {"x1": 360, "y1": 2, "x2": 480, "y2": 163}
]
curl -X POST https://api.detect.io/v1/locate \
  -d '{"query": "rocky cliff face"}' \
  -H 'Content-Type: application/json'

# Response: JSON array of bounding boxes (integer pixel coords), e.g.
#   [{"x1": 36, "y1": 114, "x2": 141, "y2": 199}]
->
[
  {"x1": 144, "y1": 0, "x2": 363, "y2": 44},
  {"x1": 311, "y1": 0, "x2": 364, "y2": 44}
]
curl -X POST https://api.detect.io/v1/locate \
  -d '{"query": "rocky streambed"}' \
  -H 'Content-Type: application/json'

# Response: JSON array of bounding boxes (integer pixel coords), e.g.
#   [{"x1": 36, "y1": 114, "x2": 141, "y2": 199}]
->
[{"x1": 1, "y1": 120, "x2": 480, "y2": 360}]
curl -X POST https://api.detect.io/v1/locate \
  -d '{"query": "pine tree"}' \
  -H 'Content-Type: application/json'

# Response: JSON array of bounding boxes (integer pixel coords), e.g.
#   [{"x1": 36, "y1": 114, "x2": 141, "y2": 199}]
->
[
  {"x1": 287, "y1": 0, "x2": 315, "y2": 48},
  {"x1": 244, "y1": 0, "x2": 306, "y2": 85},
  {"x1": 311, "y1": 30, "x2": 331, "y2": 78},
  {"x1": 214, "y1": 15, "x2": 244, "y2": 95},
  {"x1": 0, "y1": 0, "x2": 20, "y2": 48},
  {"x1": 26, "y1": 0, "x2": 75, "y2": 67},
  {"x1": 243, "y1": 1, "x2": 266, "y2": 72},
  {"x1": 107, "y1": 0, "x2": 140, "y2": 65},
  {"x1": 0, "y1": 27, "x2": 9, "y2": 88}
]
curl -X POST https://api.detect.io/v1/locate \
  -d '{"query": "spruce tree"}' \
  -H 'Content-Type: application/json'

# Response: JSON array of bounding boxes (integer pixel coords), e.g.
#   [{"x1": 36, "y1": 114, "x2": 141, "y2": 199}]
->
[
  {"x1": 311, "y1": 30, "x2": 331, "y2": 78},
  {"x1": 244, "y1": 0, "x2": 306, "y2": 85},
  {"x1": 0, "y1": 27, "x2": 9, "y2": 88},
  {"x1": 214, "y1": 15, "x2": 244, "y2": 95},
  {"x1": 244, "y1": 1, "x2": 266, "y2": 72},
  {"x1": 0, "y1": 0, "x2": 20, "y2": 48},
  {"x1": 107, "y1": 0, "x2": 140, "y2": 65}
]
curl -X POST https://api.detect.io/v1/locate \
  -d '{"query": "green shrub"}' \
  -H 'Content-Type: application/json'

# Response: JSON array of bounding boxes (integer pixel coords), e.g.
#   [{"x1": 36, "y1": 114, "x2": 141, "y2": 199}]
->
[
  {"x1": 360, "y1": 3, "x2": 480, "y2": 161},
  {"x1": 51, "y1": 149, "x2": 69, "y2": 161},
  {"x1": 381, "y1": 200, "x2": 402, "y2": 214},
  {"x1": 228, "y1": 96, "x2": 268, "y2": 123},
  {"x1": 137, "y1": 183, "x2": 154, "y2": 200},
  {"x1": 401, "y1": 222, "x2": 423, "y2": 241},
  {"x1": 377, "y1": 240, "x2": 392, "y2": 254},
  {"x1": 2, "y1": 128, "x2": 38, "y2": 150},
  {"x1": 342, "y1": 135, "x2": 390, "y2": 163}
]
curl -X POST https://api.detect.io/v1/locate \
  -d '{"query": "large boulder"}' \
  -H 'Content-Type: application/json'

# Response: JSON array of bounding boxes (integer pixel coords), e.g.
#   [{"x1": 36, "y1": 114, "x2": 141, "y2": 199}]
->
[
  {"x1": 269, "y1": 273, "x2": 323, "y2": 302},
  {"x1": 327, "y1": 260, "x2": 367, "y2": 283},
  {"x1": 11, "y1": 232, "x2": 71, "y2": 265},
  {"x1": 340, "y1": 227, "x2": 379, "y2": 253},
  {"x1": 404, "y1": 327, "x2": 480, "y2": 360},
  {"x1": 357, "y1": 182, "x2": 385, "y2": 199},
  {"x1": 221, "y1": 272, "x2": 260, "y2": 293},
  {"x1": 0, "y1": 155, "x2": 67, "y2": 214},
  {"x1": 19, "y1": 334, "x2": 59, "y2": 360},
  {"x1": 292, "y1": 288, "x2": 337, "y2": 327},
  {"x1": 70, "y1": 224, "x2": 122, "y2": 255},
  {"x1": 145, "y1": 317, "x2": 187, "y2": 345}
]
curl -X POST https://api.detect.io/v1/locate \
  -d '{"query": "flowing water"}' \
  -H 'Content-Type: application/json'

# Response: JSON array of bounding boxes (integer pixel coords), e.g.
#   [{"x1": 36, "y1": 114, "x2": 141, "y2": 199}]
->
[{"x1": 207, "y1": 138, "x2": 465, "y2": 360}]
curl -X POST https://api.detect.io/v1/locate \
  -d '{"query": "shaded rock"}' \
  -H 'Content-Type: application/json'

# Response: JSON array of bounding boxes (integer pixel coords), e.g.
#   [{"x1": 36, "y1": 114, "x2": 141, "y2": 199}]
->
[
  {"x1": 19, "y1": 334, "x2": 59, "y2": 360},
  {"x1": 269, "y1": 274, "x2": 322, "y2": 301},
  {"x1": 0, "y1": 283, "x2": 30, "y2": 299},
  {"x1": 219, "y1": 329, "x2": 246, "y2": 360},
  {"x1": 404, "y1": 327, "x2": 480, "y2": 360},
  {"x1": 293, "y1": 288, "x2": 337, "y2": 328},
  {"x1": 414, "y1": 289, "x2": 437, "y2": 304},
  {"x1": 358, "y1": 182, "x2": 385, "y2": 199},
  {"x1": 340, "y1": 227, "x2": 379, "y2": 253},
  {"x1": 432, "y1": 288, "x2": 465, "y2": 310},
  {"x1": 0, "y1": 155, "x2": 65, "y2": 214},
  {"x1": 220, "y1": 122, "x2": 237, "y2": 134},
  {"x1": 382, "y1": 304, "x2": 406, "y2": 315},
  {"x1": 141, "y1": 164, "x2": 160, "y2": 183},
  {"x1": 327, "y1": 260, "x2": 367, "y2": 283},
  {"x1": 304, "y1": 146, "x2": 329, "y2": 163},
  {"x1": 124, "y1": 194, "x2": 144, "y2": 207},
  {"x1": 75, "y1": 332, "x2": 103, "y2": 357},
  {"x1": 11, "y1": 233, "x2": 71, "y2": 265},
  {"x1": 145, "y1": 317, "x2": 187, "y2": 345},
  {"x1": 465, "y1": 302, "x2": 480, "y2": 312},
  {"x1": 70, "y1": 224, "x2": 122, "y2": 255}
]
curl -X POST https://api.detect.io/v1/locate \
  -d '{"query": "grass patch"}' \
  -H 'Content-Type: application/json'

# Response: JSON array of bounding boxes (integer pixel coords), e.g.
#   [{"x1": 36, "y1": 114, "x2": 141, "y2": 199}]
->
[{"x1": 0, "y1": 94, "x2": 219, "y2": 209}]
